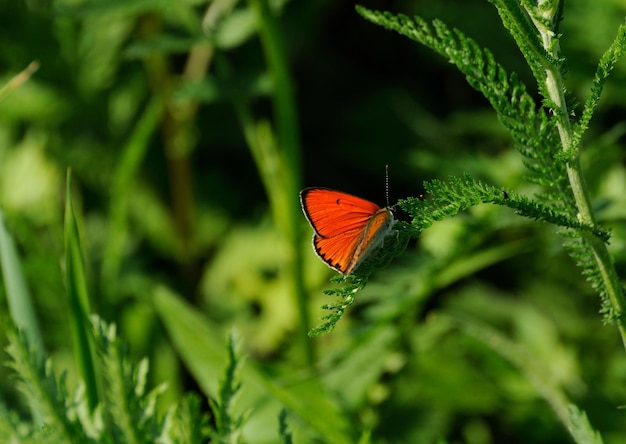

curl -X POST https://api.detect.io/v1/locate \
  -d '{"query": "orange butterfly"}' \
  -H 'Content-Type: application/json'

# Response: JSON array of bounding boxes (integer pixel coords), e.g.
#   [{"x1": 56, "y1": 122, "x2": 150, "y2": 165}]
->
[{"x1": 300, "y1": 188, "x2": 395, "y2": 275}]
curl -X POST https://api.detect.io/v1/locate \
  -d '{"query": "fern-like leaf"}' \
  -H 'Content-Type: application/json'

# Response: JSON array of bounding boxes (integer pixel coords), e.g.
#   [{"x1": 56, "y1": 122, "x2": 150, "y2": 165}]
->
[
  {"x1": 3, "y1": 317, "x2": 213, "y2": 443},
  {"x1": 278, "y1": 409, "x2": 293, "y2": 444},
  {"x1": 402, "y1": 175, "x2": 609, "y2": 241},
  {"x1": 308, "y1": 228, "x2": 411, "y2": 336},
  {"x1": 209, "y1": 332, "x2": 248, "y2": 443},
  {"x1": 308, "y1": 275, "x2": 366, "y2": 337},
  {"x1": 567, "y1": 405, "x2": 604, "y2": 444},
  {"x1": 570, "y1": 23, "x2": 626, "y2": 157},
  {"x1": 5, "y1": 329, "x2": 88, "y2": 443},
  {"x1": 487, "y1": 0, "x2": 555, "y2": 86},
  {"x1": 308, "y1": 172, "x2": 610, "y2": 336},
  {"x1": 561, "y1": 232, "x2": 618, "y2": 322},
  {"x1": 162, "y1": 394, "x2": 211, "y2": 444},
  {"x1": 94, "y1": 317, "x2": 164, "y2": 443},
  {"x1": 356, "y1": 6, "x2": 573, "y2": 209}
]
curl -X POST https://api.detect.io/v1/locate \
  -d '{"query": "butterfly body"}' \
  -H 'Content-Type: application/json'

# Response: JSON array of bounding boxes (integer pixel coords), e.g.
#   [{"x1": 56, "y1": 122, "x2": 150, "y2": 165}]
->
[{"x1": 300, "y1": 188, "x2": 395, "y2": 275}]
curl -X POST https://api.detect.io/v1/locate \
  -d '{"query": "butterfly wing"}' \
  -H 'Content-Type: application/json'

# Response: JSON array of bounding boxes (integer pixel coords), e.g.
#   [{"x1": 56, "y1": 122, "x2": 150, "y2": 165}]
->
[
  {"x1": 313, "y1": 208, "x2": 394, "y2": 274},
  {"x1": 300, "y1": 188, "x2": 394, "y2": 274},
  {"x1": 300, "y1": 188, "x2": 382, "y2": 238},
  {"x1": 312, "y1": 230, "x2": 363, "y2": 274}
]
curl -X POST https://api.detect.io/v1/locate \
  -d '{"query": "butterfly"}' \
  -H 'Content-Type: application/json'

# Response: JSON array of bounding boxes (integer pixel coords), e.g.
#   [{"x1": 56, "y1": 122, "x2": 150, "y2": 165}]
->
[{"x1": 299, "y1": 188, "x2": 396, "y2": 275}]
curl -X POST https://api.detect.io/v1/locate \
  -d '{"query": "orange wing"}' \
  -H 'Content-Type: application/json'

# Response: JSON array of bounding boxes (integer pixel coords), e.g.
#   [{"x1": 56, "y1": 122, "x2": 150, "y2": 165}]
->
[
  {"x1": 300, "y1": 188, "x2": 382, "y2": 238},
  {"x1": 300, "y1": 188, "x2": 394, "y2": 274}
]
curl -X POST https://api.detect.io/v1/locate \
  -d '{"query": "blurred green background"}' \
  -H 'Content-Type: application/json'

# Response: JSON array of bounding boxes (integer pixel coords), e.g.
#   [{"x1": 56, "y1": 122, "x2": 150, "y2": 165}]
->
[{"x1": 2, "y1": 0, "x2": 626, "y2": 442}]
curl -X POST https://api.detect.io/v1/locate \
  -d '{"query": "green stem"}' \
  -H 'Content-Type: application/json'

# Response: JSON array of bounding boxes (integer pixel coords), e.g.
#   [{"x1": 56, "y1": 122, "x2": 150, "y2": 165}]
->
[
  {"x1": 533, "y1": 4, "x2": 626, "y2": 348},
  {"x1": 139, "y1": 13, "x2": 208, "y2": 291},
  {"x1": 250, "y1": 0, "x2": 313, "y2": 366}
]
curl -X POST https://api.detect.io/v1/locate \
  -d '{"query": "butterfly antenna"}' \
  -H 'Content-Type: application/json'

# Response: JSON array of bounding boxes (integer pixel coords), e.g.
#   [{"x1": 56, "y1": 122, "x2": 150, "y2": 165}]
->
[{"x1": 385, "y1": 164, "x2": 390, "y2": 208}]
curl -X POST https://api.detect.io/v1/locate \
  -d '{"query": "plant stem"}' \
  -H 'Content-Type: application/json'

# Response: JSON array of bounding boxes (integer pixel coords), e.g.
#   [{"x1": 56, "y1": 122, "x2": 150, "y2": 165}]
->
[
  {"x1": 0, "y1": 60, "x2": 39, "y2": 101},
  {"x1": 250, "y1": 0, "x2": 313, "y2": 366},
  {"x1": 139, "y1": 12, "x2": 210, "y2": 292},
  {"x1": 534, "y1": 5, "x2": 626, "y2": 348}
]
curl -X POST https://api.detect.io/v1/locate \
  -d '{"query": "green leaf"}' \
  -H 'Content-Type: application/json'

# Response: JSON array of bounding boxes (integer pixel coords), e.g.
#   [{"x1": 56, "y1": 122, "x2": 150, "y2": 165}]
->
[
  {"x1": 571, "y1": 23, "x2": 626, "y2": 156},
  {"x1": 101, "y1": 97, "x2": 162, "y2": 298},
  {"x1": 278, "y1": 408, "x2": 292, "y2": 444},
  {"x1": 163, "y1": 393, "x2": 211, "y2": 444},
  {"x1": 308, "y1": 227, "x2": 411, "y2": 336},
  {"x1": 93, "y1": 317, "x2": 163, "y2": 443},
  {"x1": 567, "y1": 405, "x2": 604, "y2": 444},
  {"x1": 402, "y1": 175, "x2": 610, "y2": 241},
  {"x1": 439, "y1": 313, "x2": 602, "y2": 443},
  {"x1": 356, "y1": 6, "x2": 570, "y2": 207},
  {"x1": 64, "y1": 170, "x2": 100, "y2": 413},
  {"x1": 5, "y1": 329, "x2": 87, "y2": 443},
  {"x1": 153, "y1": 286, "x2": 354, "y2": 443},
  {"x1": 486, "y1": 0, "x2": 555, "y2": 84},
  {"x1": 0, "y1": 209, "x2": 44, "y2": 359},
  {"x1": 209, "y1": 332, "x2": 247, "y2": 442}
]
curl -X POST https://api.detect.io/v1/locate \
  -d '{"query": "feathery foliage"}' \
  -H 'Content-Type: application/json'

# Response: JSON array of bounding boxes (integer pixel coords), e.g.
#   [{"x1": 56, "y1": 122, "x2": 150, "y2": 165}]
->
[
  {"x1": 310, "y1": 170, "x2": 611, "y2": 335},
  {"x1": 4, "y1": 0, "x2": 626, "y2": 442},
  {"x1": 1, "y1": 317, "x2": 213, "y2": 443},
  {"x1": 356, "y1": 5, "x2": 571, "y2": 208},
  {"x1": 162, "y1": 394, "x2": 211, "y2": 444},
  {"x1": 403, "y1": 175, "x2": 609, "y2": 241},
  {"x1": 567, "y1": 405, "x2": 604, "y2": 444},
  {"x1": 308, "y1": 275, "x2": 365, "y2": 337},
  {"x1": 571, "y1": 23, "x2": 626, "y2": 156},
  {"x1": 562, "y1": 231, "x2": 618, "y2": 323},
  {"x1": 209, "y1": 332, "x2": 248, "y2": 443},
  {"x1": 94, "y1": 318, "x2": 164, "y2": 443},
  {"x1": 5, "y1": 329, "x2": 86, "y2": 443},
  {"x1": 308, "y1": 227, "x2": 411, "y2": 336},
  {"x1": 278, "y1": 409, "x2": 293, "y2": 444},
  {"x1": 310, "y1": 4, "x2": 626, "y2": 346},
  {"x1": 439, "y1": 312, "x2": 604, "y2": 443}
]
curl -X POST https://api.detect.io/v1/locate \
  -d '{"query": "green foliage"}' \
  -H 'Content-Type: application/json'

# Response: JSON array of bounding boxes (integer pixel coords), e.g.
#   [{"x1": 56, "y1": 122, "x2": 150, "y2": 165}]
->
[
  {"x1": 404, "y1": 175, "x2": 609, "y2": 240},
  {"x1": 567, "y1": 405, "x2": 604, "y2": 444},
  {"x1": 278, "y1": 409, "x2": 293, "y2": 444},
  {"x1": 308, "y1": 275, "x2": 364, "y2": 337},
  {"x1": 5, "y1": 329, "x2": 86, "y2": 443},
  {"x1": 486, "y1": 0, "x2": 561, "y2": 92},
  {"x1": 352, "y1": 4, "x2": 626, "y2": 331},
  {"x1": 2, "y1": 318, "x2": 212, "y2": 443},
  {"x1": 64, "y1": 170, "x2": 100, "y2": 413},
  {"x1": 3, "y1": 0, "x2": 626, "y2": 442},
  {"x1": 356, "y1": 5, "x2": 570, "y2": 207},
  {"x1": 562, "y1": 230, "x2": 617, "y2": 322},
  {"x1": 154, "y1": 286, "x2": 354, "y2": 443},
  {"x1": 0, "y1": 208, "x2": 43, "y2": 360},
  {"x1": 163, "y1": 394, "x2": 211, "y2": 444},
  {"x1": 308, "y1": 228, "x2": 411, "y2": 336},
  {"x1": 94, "y1": 318, "x2": 164, "y2": 443},
  {"x1": 209, "y1": 333, "x2": 247, "y2": 443},
  {"x1": 572, "y1": 24, "x2": 626, "y2": 155},
  {"x1": 440, "y1": 312, "x2": 603, "y2": 443}
]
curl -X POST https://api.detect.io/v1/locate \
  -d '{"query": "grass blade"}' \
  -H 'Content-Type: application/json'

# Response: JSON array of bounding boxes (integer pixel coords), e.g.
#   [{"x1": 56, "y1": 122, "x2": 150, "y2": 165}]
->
[
  {"x1": 64, "y1": 169, "x2": 100, "y2": 412},
  {"x1": 0, "y1": 209, "x2": 44, "y2": 358}
]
